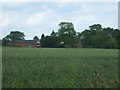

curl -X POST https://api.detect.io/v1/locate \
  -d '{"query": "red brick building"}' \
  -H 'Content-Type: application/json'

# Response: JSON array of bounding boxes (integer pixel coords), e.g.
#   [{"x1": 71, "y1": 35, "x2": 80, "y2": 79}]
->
[{"x1": 14, "y1": 40, "x2": 40, "y2": 48}]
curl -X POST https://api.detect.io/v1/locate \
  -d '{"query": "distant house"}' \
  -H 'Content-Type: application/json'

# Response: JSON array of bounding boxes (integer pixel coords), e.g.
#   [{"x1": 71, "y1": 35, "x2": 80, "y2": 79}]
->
[{"x1": 14, "y1": 40, "x2": 40, "y2": 48}]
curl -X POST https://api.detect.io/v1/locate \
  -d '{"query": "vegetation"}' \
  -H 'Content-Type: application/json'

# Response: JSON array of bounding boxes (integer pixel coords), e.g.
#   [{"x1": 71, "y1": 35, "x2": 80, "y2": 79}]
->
[
  {"x1": 2, "y1": 31, "x2": 25, "y2": 46},
  {"x1": 40, "y1": 22, "x2": 79, "y2": 48},
  {"x1": 80, "y1": 24, "x2": 120, "y2": 49},
  {"x1": 40, "y1": 23, "x2": 120, "y2": 48},
  {"x1": 2, "y1": 22, "x2": 120, "y2": 49},
  {"x1": 0, "y1": 39, "x2": 2, "y2": 46},
  {"x1": 33, "y1": 36, "x2": 39, "y2": 41},
  {"x1": 3, "y1": 47, "x2": 118, "y2": 88}
]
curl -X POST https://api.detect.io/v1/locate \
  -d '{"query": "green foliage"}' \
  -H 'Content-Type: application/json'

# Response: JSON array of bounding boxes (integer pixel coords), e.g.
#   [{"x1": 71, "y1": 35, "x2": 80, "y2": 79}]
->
[
  {"x1": 40, "y1": 36, "x2": 60, "y2": 48},
  {"x1": 9, "y1": 31, "x2": 25, "y2": 42},
  {"x1": 40, "y1": 34, "x2": 45, "y2": 47},
  {"x1": 58, "y1": 22, "x2": 76, "y2": 36},
  {"x1": 2, "y1": 23, "x2": 120, "y2": 49},
  {"x1": 80, "y1": 24, "x2": 120, "y2": 49},
  {"x1": 89, "y1": 24, "x2": 102, "y2": 31},
  {"x1": 50, "y1": 30, "x2": 55, "y2": 36},
  {"x1": 2, "y1": 31, "x2": 25, "y2": 46},
  {"x1": 91, "y1": 31, "x2": 111, "y2": 48},
  {"x1": 3, "y1": 47, "x2": 118, "y2": 88},
  {"x1": 58, "y1": 22, "x2": 79, "y2": 47},
  {"x1": 80, "y1": 30, "x2": 92, "y2": 47},
  {"x1": 41, "y1": 34, "x2": 45, "y2": 39},
  {"x1": 0, "y1": 39, "x2": 2, "y2": 46},
  {"x1": 2, "y1": 35, "x2": 10, "y2": 46},
  {"x1": 40, "y1": 22, "x2": 80, "y2": 48},
  {"x1": 33, "y1": 36, "x2": 39, "y2": 41}
]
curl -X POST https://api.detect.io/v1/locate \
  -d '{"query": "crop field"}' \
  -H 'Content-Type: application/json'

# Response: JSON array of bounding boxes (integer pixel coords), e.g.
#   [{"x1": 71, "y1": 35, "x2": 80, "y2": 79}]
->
[{"x1": 2, "y1": 47, "x2": 118, "y2": 88}]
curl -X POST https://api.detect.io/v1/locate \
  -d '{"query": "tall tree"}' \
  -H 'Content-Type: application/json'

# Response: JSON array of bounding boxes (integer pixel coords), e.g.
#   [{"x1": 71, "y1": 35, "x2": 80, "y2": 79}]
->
[
  {"x1": 0, "y1": 39, "x2": 2, "y2": 46},
  {"x1": 33, "y1": 36, "x2": 39, "y2": 41},
  {"x1": 89, "y1": 24, "x2": 102, "y2": 30},
  {"x1": 91, "y1": 31, "x2": 112, "y2": 48},
  {"x1": 80, "y1": 29, "x2": 93, "y2": 47},
  {"x1": 80, "y1": 24, "x2": 120, "y2": 48},
  {"x1": 2, "y1": 35, "x2": 10, "y2": 46},
  {"x1": 58, "y1": 22, "x2": 79, "y2": 48},
  {"x1": 103, "y1": 28, "x2": 120, "y2": 48},
  {"x1": 40, "y1": 34, "x2": 45, "y2": 47},
  {"x1": 9, "y1": 31, "x2": 25, "y2": 42},
  {"x1": 50, "y1": 31, "x2": 55, "y2": 36},
  {"x1": 2, "y1": 31, "x2": 25, "y2": 46},
  {"x1": 41, "y1": 34, "x2": 45, "y2": 39}
]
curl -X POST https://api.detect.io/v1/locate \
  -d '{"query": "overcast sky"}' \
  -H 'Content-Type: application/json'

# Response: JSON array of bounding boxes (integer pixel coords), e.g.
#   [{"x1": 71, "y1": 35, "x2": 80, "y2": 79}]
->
[{"x1": 0, "y1": 2, "x2": 118, "y2": 39}]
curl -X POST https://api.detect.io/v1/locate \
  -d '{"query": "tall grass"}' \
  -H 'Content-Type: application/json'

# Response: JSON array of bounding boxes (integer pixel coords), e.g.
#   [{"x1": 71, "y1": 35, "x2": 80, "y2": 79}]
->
[{"x1": 2, "y1": 47, "x2": 118, "y2": 88}]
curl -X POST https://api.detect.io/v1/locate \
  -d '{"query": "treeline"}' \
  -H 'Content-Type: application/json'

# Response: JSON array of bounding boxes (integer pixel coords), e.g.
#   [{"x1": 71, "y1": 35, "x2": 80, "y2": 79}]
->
[
  {"x1": 40, "y1": 22, "x2": 120, "y2": 48},
  {"x1": 2, "y1": 22, "x2": 120, "y2": 49},
  {"x1": 40, "y1": 22, "x2": 80, "y2": 48},
  {"x1": 80, "y1": 24, "x2": 120, "y2": 48}
]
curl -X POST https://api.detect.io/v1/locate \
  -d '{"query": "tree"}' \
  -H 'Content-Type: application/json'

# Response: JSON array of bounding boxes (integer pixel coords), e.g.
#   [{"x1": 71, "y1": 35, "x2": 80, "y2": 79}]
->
[
  {"x1": 89, "y1": 24, "x2": 102, "y2": 36},
  {"x1": 40, "y1": 32, "x2": 60, "y2": 48},
  {"x1": 80, "y1": 24, "x2": 102, "y2": 48},
  {"x1": 80, "y1": 29, "x2": 92, "y2": 47},
  {"x1": 33, "y1": 36, "x2": 39, "y2": 41},
  {"x1": 40, "y1": 34, "x2": 45, "y2": 47},
  {"x1": 0, "y1": 39, "x2": 2, "y2": 46},
  {"x1": 50, "y1": 31, "x2": 55, "y2": 36},
  {"x1": 58, "y1": 22, "x2": 76, "y2": 35},
  {"x1": 2, "y1": 35, "x2": 10, "y2": 46},
  {"x1": 108, "y1": 38, "x2": 117, "y2": 48},
  {"x1": 2, "y1": 31, "x2": 25, "y2": 46},
  {"x1": 41, "y1": 36, "x2": 60, "y2": 48},
  {"x1": 91, "y1": 31, "x2": 112, "y2": 48},
  {"x1": 58, "y1": 22, "x2": 79, "y2": 48},
  {"x1": 89, "y1": 24, "x2": 102, "y2": 30},
  {"x1": 41, "y1": 34, "x2": 45, "y2": 39},
  {"x1": 102, "y1": 28, "x2": 120, "y2": 48},
  {"x1": 111, "y1": 29, "x2": 120, "y2": 48},
  {"x1": 8, "y1": 31, "x2": 25, "y2": 42},
  {"x1": 80, "y1": 24, "x2": 120, "y2": 49}
]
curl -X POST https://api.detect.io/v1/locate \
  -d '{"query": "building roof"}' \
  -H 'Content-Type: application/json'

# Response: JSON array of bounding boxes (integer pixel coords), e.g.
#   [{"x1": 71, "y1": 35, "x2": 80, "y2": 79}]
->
[{"x1": 14, "y1": 40, "x2": 37, "y2": 43}]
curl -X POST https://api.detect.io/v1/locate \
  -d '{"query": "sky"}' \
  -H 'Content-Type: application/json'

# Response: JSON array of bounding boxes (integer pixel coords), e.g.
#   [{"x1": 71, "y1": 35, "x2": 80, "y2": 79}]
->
[{"x1": 0, "y1": 1, "x2": 118, "y2": 39}]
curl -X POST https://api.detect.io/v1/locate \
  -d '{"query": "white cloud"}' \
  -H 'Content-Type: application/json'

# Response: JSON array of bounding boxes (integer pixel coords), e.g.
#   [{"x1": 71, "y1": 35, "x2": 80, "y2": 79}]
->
[
  {"x1": 56, "y1": 2, "x2": 68, "y2": 8},
  {"x1": 47, "y1": 13, "x2": 97, "y2": 33},
  {"x1": 97, "y1": 20, "x2": 117, "y2": 29},
  {"x1": 56, "y1": 0, "x2": 119, "y2": 2},
  {"x1": 71, "y1": 15, "x2": 97, "y2": 24},
  {"x1": 1, "y1": 2, "x2": 118, "y2": 39},
  {"x1": 0, "y1": 16, "x2": 11, "y2": 29},
  {"x1": 25, "y1": 12, "x2": 45, "y2": 25},
  {"x1": 1, "y1": 0, "x2": 119, "y2": 2},
  {"x1": 1, "y1": 2, "x2": 26, "y2": 8},
  {"x1": 25, "y1": 7, "x2": 54, "y2": 26}
]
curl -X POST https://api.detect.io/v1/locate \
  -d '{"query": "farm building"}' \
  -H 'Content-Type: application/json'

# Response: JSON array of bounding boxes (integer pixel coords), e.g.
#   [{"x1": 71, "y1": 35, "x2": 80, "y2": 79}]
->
[{"x1": 14, "y1": 40, "x2": 40, "y2": 48}]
